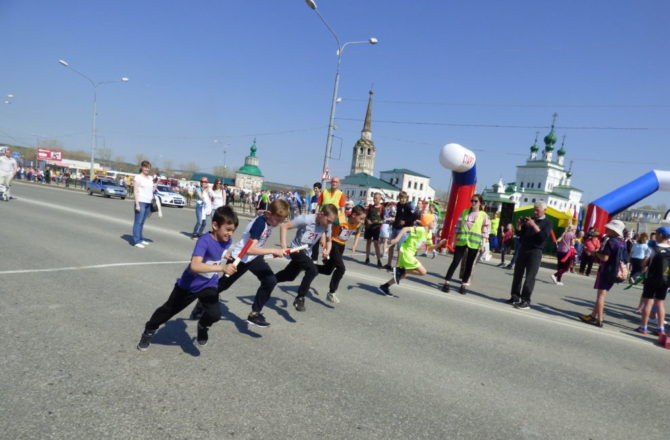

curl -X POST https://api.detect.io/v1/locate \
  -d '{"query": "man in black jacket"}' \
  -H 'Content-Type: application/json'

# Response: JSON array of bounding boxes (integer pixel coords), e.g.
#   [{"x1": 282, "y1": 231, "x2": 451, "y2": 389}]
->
[
  {"x1": 384, "y1": 191, "x2": 417, "y2": 270},
  {"x1": 508, "y1": 201, "x2": 553, "y2": 309}
]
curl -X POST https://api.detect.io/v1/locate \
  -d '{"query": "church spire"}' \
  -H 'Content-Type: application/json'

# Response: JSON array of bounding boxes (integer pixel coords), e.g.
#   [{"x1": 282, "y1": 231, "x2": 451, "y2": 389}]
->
[{"x1": 361, "y1": 89, "x2": 373, "y2": 141}]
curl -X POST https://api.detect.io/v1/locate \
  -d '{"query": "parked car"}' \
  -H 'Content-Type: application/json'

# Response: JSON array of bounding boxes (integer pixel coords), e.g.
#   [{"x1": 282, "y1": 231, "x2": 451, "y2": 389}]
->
[
  {"x1": 155, "y1": 185, "x2": 185, "y2": 208},
  {"x1": 87, "y1": 178, "x2": 128, "y2": 199}
]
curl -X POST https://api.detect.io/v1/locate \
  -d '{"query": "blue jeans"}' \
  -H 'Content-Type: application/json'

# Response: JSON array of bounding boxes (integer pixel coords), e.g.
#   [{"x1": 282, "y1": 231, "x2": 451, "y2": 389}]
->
[
  {"x1": 193, "y1": 205, "x2": 208, "y2": 236},
  {"x1": 132, "y1": 202, "x2": 152, "y2": 245}
]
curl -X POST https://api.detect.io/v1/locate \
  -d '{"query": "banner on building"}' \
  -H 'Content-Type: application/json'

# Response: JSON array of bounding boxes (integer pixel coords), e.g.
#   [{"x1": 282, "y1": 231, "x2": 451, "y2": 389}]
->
[{"x1": 37, "y1": 148, "x2": 63, "y2": 162}]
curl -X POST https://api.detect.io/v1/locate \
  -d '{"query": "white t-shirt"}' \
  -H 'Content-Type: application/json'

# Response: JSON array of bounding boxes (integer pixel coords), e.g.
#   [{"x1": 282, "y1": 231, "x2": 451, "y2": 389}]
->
[
  {"x1": 0, "y1": 156, "x2": 18, "y2": 174},
  {"x1": 210, "y1": 189, "x2": 225, "y2": 210},
  {"x1": 134, "y1": 173, "x2": 155, "y2": 203}
]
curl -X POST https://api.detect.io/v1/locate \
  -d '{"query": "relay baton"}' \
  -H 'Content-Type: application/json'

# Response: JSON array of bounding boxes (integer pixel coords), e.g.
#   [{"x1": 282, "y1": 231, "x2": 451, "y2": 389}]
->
[
  {"x1": 270, "y1": 244, "x2": 309, "y2": 258},
  {"x1": 225, "y1": 240, "x2": 254, "y2": 277}
]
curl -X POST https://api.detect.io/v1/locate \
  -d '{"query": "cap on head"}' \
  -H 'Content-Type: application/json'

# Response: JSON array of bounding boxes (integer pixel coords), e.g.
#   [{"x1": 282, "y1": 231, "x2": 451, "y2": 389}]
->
[
  {"x1": 604, "y1": 219, "x2": 625, "y2": 237},
  {"x1": 656, "y1": 226, "x2": 670, "y2": 238},
  {"x1": 420, "y1": 213, "x2": 435, "y2": 227}
]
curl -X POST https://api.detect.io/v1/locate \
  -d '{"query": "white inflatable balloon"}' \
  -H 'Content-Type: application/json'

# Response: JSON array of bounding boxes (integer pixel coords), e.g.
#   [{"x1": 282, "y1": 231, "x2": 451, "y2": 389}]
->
[{"x1": 439, "y1": 143, "x2": 476, "y2": 173}]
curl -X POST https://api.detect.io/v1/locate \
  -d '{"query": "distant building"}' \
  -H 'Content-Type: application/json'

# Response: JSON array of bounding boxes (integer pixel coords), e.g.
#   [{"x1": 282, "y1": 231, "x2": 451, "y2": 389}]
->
[
  {"x1": 341, "y1": 90, "x2": 435, "y2": 205},
  {"x1": 235, "y1": 139, "x2": 264, "y2": 192},
  {"x1": 615, "y1": 207, "x2": 663, "y2": 223},
  {"x1": 482, "y1": 115, "x2": 583, "y2": 217}
]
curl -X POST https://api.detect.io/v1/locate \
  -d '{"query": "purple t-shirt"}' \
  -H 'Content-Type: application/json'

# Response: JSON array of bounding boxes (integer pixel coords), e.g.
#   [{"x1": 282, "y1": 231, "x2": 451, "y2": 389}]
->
[{"x1": 177, "y1": 233, "x2": 232, "y2": 292}]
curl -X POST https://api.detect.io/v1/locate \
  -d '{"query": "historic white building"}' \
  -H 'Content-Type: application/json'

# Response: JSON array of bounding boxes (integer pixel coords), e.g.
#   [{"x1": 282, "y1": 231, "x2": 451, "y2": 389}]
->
[
  {"x1": 379, "y1": 168, "x2": 436, "y2": 203},
  {"x1": 235, "y1": 140, "x2": 264, "y2": 192},
  {"x1": 341, "y1": 90, "x2": 436, "y2": 204},
  {"x1": 482, "y1": 118, "x2": 583, "y2": 215}
]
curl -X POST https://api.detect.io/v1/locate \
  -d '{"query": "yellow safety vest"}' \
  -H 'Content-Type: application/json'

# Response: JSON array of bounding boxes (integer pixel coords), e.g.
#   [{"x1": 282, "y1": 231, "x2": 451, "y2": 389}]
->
[
  {"x1": 490, "y1": 217, "x2": 500, "y2": 236},
  {"x1": 321, "y1": 189, "x2": 344, "y2": 213},
  {"x1": 455, "y1": 210, "x2": 486, "y2": 249}
]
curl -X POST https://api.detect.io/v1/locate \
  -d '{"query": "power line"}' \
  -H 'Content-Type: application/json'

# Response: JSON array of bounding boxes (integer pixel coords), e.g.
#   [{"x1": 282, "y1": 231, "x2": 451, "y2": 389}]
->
[
  {"x1": 335, "y1": 117, "x2": 666, "y2": 131},
  {"x1": 341, "y1": 98, "x2": 670, "y2": 109}
]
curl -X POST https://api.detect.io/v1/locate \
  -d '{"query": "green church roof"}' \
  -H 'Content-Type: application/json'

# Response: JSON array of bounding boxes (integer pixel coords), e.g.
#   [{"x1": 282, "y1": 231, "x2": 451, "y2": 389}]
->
[
  {"x1": 380, "y1": 168, "x2": 430, "y2": 178},
  {"x1": 342, "y1": 173, "x2": 400, "y2": 191},
  {"x1": 237, "y1": 164, "x2": 264, "y2": 177}
]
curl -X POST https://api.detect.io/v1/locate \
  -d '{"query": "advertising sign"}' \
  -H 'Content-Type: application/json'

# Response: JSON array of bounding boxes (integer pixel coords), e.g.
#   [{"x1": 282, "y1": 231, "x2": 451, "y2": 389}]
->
[{"x1": 37, "y1": 148, "x2": 63, "y2": 162}]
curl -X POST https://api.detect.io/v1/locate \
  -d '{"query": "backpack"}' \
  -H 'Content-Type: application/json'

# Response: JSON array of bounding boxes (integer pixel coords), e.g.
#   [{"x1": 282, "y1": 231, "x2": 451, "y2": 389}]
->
[
  {"x1": 605, "y1": 238, "x2": 628, "y2": 283},
  {"x1": 648, "y1": 244, "x2": 670, "y2": 288}
]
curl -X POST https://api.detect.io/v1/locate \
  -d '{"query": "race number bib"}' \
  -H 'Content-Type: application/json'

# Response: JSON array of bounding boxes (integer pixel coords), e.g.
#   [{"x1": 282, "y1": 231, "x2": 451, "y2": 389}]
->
[
  {"x1": 302, "y1": 232, "x2": 320, "y2": 245},
  {"x1": 338, "y1": 228, "x2": 354, "y2": 242}
]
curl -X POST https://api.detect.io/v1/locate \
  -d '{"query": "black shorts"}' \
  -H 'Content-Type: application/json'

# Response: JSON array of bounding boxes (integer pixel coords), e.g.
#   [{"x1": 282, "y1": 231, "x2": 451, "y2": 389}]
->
[
  {"x1": 642, "y1": 282, "x2": 669, "y2": 300},
  {"x1": 364, "y1": 224, "x2": 381, "y2": 241}
]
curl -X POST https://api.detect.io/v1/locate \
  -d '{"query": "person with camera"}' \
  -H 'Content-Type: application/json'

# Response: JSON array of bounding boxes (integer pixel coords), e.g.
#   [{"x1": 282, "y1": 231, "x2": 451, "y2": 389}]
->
[{"x1": 508, "y1": 201, "x2": 553, "y2": 309}]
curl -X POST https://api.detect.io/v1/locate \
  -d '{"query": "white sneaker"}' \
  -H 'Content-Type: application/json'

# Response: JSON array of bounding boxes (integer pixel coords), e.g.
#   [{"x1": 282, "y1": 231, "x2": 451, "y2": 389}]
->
[
  {"x1": 134, "y1": 243, "x2": 145, "y2": 248},
  {"x1": 557, "y1": 281, "x2": 564, "y2": 286},
  {"x1": 649, "y1": 318, "x2": 669, "y2": 326},
  {"x1": 140, "y1": 240, "x2": 150, "y2": 246},
  {"x1": 550, "y1": 274, "x2": 559, "y2": 285},
  {"x1": 326, "y1": 292, "x2": 340, "y2": 304}
]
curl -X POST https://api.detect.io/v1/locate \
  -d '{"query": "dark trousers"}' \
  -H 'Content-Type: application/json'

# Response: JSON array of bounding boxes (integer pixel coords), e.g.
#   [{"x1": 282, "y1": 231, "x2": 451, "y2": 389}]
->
[
  {"x1": 145, "y1": 285, "x2": 220, "y2": 331},
  {"x1": 510, "y1": 248, "x2": 543, "y2": 302},
  {"x1": 311, "y1": 241, "x2": 320, "y2": 261},
  {"x1": 579, "y1": 252, "x2": 595, "y2": 276},
  {"x1": 218, "y1": 256, "x2": 278, "y2": 313},
  {"x1": 554, "y1": 251, "x2": 573, "y2": 281},
  {"x1": 275, "y1": 251, "x2": 318, "y2": 298},
  {"x1": 445, "y1": 245, "x2": 479, "y2": 283},
  {"x1": 318, "y1": 241, "x2": 346, "y2": 293}
]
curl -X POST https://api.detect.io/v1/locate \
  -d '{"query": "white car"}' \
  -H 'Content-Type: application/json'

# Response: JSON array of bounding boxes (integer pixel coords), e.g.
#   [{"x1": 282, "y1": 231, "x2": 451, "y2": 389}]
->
[{"x1": 155, "y1": 185, "x2": 186, "y2": 208}]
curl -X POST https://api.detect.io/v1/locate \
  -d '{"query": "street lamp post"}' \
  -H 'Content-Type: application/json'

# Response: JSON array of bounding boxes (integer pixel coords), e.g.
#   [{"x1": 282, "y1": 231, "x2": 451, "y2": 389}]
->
[
  {"x1": 58, "y1": 59, "x2": 128, "y2": 180},
  {"x1": 305, "y1": 0, "x2": 378, "y2": 181}
]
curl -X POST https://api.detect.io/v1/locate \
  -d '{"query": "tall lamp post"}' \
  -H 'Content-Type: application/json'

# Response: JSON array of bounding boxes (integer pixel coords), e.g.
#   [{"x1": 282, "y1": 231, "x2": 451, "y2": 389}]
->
[
  {"x1": 305, "y1": 0, "x2": 378, "y2": 180},
  {"x1": 58, "y1": 59, "x2": 128, "y2": 180}
]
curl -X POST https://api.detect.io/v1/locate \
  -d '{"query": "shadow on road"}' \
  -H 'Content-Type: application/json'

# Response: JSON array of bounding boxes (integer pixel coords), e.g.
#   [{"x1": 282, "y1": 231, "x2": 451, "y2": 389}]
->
[
  {"x1": 151, "y1": 318, "x2": 201, "y2": 356},
  {"x1": 236, "y1": 294, "x2": 296, "y2": 324},
  {"x1": 347, "y1": 281, "x2": 397, "y2": 298},
  {"x1": 216, "y1": 297, "x2": 262, "y2": 338}
]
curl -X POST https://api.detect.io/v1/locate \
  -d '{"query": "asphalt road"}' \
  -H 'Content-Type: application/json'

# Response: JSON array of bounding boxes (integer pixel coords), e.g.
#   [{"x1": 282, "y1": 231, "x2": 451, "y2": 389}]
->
[{"x1": 1, "y1": 181, "x2": 669, "y2": 440}]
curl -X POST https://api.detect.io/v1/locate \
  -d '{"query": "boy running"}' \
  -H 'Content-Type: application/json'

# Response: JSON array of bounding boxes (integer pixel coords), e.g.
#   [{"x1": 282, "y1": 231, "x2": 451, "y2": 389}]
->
[
  {"x1": 190, "y1": 199, "x2": 290, "y2": 327},
  {"x1": 275, "y1": 204, "x2": 338, "y2": 312},
  {"x1": 317, "y1": 205, "x2": 366, "y2": 304},
  {"x1": 378, "y1": 213, "x2": 446, "y2": 296},
  {"x1": 137, "y1": 206, "x2": 239, "y2": 351}
]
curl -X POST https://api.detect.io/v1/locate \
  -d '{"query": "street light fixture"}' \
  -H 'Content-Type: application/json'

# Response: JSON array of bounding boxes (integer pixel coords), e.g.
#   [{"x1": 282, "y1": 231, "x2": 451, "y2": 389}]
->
[
  {"x1": 305, "y1": 0, "x2": 378, "y2": 181},
  {"x1": 58, "y1": 59, "x2": 128, "y2": 180}
]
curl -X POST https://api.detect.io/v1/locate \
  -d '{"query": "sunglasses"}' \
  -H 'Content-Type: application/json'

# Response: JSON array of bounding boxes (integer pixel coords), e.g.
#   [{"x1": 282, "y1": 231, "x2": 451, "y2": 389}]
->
[{"x1": 470, "y1": 199, "x2": 480, "y2": 203}]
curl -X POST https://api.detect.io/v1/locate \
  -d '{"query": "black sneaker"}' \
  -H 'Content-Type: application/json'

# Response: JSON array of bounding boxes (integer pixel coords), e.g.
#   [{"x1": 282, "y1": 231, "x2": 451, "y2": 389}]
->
[
  {"x1": 506, "y1": 297, "x2": 520, "y2": 305},
  {"x1": 247, "y1": 312, "x2": 270, "y2": 327},
  {"x1": 378, "y1": 284, "x2": 392, "y2": 296},
  {"x1": 441, "y1": 282, "x2": 450, "y2": 293},
  {"x1": 189, "y1": 302, "x2": 204, "y2": 320},
  {"x1": 459, "y1": 284, "x2": 467, "y2": 295},
  {"x1": 196, "y1": 324, "x2": 209, "y2": 346},
  {"x1": 293, "y1": 296, "x2": 306, "y2": 312},
  {"x1": 365, "y1": 257, "x2": 370, "y2": 264},
  {"x1": 514, "y1": 300, "x2": 530, "y2": 310},
  {"x1": 393, "y1": 267, "x2": 406, "y2": 285},
  {"x1": 377, "y1": 260, "x2": 383, "y2": 268},
  {"x1": 384, "y1": 264, "x2": 393, "y2": 272},
  {"x1": 136, "y1": 329, "x2": 155, "y2": 352}
]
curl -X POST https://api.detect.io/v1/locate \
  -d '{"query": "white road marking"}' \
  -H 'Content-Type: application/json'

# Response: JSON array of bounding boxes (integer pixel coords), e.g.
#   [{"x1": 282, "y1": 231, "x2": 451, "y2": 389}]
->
[{"x1": 0, "y1": 260, "x2": 189, "y2": 275}]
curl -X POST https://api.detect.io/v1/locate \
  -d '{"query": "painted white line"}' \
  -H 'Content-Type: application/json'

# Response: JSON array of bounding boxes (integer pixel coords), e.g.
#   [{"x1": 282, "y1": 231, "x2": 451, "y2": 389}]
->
[
  {"x1": 15, "y1": 196, "x2": 185, "y2": 238},
  {"x1": 0, "y1": 260, "x2": 189, "y2": 275}
]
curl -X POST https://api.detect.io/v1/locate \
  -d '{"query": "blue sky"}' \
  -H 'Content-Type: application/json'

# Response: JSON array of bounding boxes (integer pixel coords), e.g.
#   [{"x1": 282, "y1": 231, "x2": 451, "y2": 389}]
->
[{"x1": 1, "y1": 0, "x2": 669, "y2": 206}]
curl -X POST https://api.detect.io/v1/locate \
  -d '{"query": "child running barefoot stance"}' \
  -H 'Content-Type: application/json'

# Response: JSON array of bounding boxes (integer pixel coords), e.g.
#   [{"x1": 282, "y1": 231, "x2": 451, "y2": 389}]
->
[
  {"x1": 378, "y1": 213, "x2": 446, "y2": 297},
  {"x1": 137, "y1": 206, "x2": 238, "y2": 351}
]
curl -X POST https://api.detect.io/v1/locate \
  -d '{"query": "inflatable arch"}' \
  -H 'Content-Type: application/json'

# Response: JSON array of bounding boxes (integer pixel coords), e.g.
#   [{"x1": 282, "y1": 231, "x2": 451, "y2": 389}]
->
[
  {"x1": 438, "y1": 143, "x2": 477, "y2": 251},
  {"x1": 583, "y1": 170, "x2": 670, "y2": 233}
]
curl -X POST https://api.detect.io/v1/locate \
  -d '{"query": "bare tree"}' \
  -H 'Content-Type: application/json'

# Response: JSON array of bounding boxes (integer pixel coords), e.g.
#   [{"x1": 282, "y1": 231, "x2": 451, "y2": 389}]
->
[
  {"x1": 96, "y1": 146, "x2": 112, "y2": 166},
  {"x1": 38, "y1": 138, "x2": 64, "y2": 150},
  {"x1": 135, "y1": 153, "x2": 150, "y2": 166},
  {"x1": 212, "y1": 166, "x2": 236, "y2": 179},
  {"x1": 114, "y1": 155, "x2": 125, "y2": 164},
  {"x1": 181, "y1": 161, "x2": 199, "y2": 177}
]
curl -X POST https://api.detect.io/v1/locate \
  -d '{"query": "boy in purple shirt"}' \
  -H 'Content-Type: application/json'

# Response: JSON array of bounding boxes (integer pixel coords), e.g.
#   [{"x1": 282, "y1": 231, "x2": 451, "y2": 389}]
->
[{"x1": 137, "y1": 206, "x2": 239, "y2": 351}]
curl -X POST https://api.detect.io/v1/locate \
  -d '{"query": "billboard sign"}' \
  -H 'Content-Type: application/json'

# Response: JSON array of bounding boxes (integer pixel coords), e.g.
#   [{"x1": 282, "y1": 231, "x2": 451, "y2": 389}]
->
[{"x1": 37, "y1": 148, "x2": 63, "y2": 162}]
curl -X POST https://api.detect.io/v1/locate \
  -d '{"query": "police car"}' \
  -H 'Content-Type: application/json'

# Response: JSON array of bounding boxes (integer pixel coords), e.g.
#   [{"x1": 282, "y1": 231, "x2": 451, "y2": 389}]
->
[{"x1": 154, "y1": 185, "x2": 186, "y2": 207}]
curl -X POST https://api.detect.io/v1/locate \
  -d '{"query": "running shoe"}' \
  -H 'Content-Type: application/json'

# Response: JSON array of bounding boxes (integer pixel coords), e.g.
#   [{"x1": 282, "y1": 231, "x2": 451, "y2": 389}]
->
[
  {"x1": 196, "y1": 324, "x2": 209, "y2": 346},
  {"x1": 136, "y1": 329, "x2": 155, "y2": 352},
  {"x1": 550, "y1": 274, "x2": 559, "y2": 285},
  {"x1": 393, "y1": 267, "x2": 406, "y2": 285},
  {"x1": 378, "y1": 284, "x2": 392, "y2": 297},
  {"x1": 634, "y1": 327, "x2": 649, "y2": 334},
  {"x1": 247, "y1": 312, "x2": 270, "y2": 327},
  {"x1": 514, "y1": 301, "x2": 530, "y2": 310},
  {"x1": 293, "y1": 296, "x2": 306, "y2": 312},
  {"x1": 326, "y1": 292, "x2": 340, "y2": 304}
]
